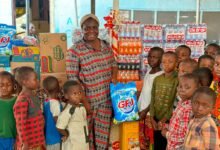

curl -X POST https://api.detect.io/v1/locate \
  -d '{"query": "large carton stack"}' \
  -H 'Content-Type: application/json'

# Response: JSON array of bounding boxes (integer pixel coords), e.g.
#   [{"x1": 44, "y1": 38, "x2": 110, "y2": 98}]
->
[{"x1": 39, "y1": 33, "x2": 67, "y2": 86}]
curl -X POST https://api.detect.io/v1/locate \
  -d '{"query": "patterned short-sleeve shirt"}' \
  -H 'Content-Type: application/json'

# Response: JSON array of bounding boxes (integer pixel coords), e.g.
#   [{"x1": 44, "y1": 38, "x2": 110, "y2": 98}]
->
[{"x1": 66, "y1": 39, "x2": 117, "y2": 106}]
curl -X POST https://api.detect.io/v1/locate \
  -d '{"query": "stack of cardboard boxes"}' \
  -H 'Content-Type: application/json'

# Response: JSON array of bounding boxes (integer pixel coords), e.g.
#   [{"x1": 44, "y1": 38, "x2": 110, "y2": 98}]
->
[{"x1": 39, "y1": 33, "x2": 67, "y2": 87}]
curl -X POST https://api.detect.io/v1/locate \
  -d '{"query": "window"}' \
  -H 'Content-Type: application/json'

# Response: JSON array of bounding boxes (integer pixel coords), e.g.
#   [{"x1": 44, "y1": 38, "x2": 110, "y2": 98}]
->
[
  {"x1": 157, "y1": 11, "x2": 177, "y2": 24},
  {"x1": 202, "y1": 12, "x2": 220, "y2": 43},
  {"x1": 179, "y1": 12, "x2": 196, "y2": 24},
  {"x1": 134, "y1": 11, "x2": 154, "y2": 24}
]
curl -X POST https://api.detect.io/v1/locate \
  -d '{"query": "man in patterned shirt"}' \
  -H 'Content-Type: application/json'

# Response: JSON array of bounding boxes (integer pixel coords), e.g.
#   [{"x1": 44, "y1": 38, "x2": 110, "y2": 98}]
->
[{"x1": 66, "y1": 14, "x2": 117, "y2": 150}]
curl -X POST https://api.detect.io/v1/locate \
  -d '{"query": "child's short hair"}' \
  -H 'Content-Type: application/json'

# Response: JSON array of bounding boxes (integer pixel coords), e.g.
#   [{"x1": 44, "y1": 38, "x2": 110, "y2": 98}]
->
[
  {"x1": 0, "y1": 71, "x2": 16, "y2": 84},
  {"x1": 149, "y1": 47, "x2": 164, "y2": 55},
  {"x1": 63, "y1": 80, "x2": 80, "y2": 94},
  {"x1": 179, "y1": 58, "x2": 198, "y2": 70},
  {"x1": 198, "y1": 55, "x2": 214, "y2": 64},
  {"x1": 207, "y1": 43, "x2": 220, "y2": 54},
  {"x1": 193, "y1": 67, "x2": 213, "y2": 86},
  {"x1": 43, "y1": 76, "x2": 59, "y2": 94},
  {"x1": 15, "y1": 66, "x2": 35, "y2": 86},
  {"x1": 192, "y1": 87, "x2": 216, "y2": 106},
  {"x1": 163, "y1": 51, "x2": 178, "y2": 61},
  {"x1": 179, "y1": 73, "x2": 200, "y2": 86},
  {"x1": 176, "y1": 45, "x2": 191, "y2": 55}
]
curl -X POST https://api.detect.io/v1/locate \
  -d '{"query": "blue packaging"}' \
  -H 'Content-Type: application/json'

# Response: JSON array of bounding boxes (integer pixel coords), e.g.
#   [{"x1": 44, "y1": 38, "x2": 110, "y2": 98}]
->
[
  {"x1": 110, "y1": 82, "x2": 139, "y2": 124},
  {"x1": 0, "y1": 55, "x2": 11, "y2": 67},
  {"x1": 0, "y1": 24, "x2": 16, "y2": 55}
]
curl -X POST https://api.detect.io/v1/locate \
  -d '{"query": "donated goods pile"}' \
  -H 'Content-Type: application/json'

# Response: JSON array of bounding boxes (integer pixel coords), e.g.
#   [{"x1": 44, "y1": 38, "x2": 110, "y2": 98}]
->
[{"x1": 0, "y1": 23, "x2": 68, "y2": 86}]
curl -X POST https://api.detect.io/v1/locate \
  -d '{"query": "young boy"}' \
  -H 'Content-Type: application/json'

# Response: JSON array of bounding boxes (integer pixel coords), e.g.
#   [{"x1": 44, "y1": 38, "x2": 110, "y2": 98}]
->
[
  {"x1": 172, "y1": 59, "x2": 198, "y2": 110},
  {"x1": 14, "y1": 66, "x2": 45, "y2": 149},
  {"x1": 43, "y1": 76, "x2": 63, "y2": 150},
  {"x1": 205, "y1": 43, "x2": 220, "y2": 58},
  {"x1": 161, "y1": 73, "x2": 199, "y2": 150},
  {"x1": 183, "y1": 87, "x2": 220, "y2": 149},
  {"x1": 178, "y1": 58, "x2": 198, "y2": 78},
  {"x1": 193, "y1": 67, "x2": 213, "y2": 87},
  {"x1": 150, "y1": 51, "x2": 179, "y2": 150},
  {"x1": 198, "y1": 55, "x2": 215, "y2": 71},
  {"x1": 56, "y1": 80, "x2": 89, "y2": 150},
  {"x1": 175, "y1": 45, "x2": 191, "y2": 64},
  {"x1": 138, "y1": 47, "x2": 164, "y2": 149}
]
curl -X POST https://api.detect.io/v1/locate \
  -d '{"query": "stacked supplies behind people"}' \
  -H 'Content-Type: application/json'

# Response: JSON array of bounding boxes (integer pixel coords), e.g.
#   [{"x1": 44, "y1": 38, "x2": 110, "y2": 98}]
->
[
  {"x1": 0, "y1": 24, "x2": 16, "y2": 71},
  {"x1": 11, "y1": 46, "x2": 40, "y2": 79},
  {"x1": 39, "y1": 33, "x2": 67, "y2": 87}
]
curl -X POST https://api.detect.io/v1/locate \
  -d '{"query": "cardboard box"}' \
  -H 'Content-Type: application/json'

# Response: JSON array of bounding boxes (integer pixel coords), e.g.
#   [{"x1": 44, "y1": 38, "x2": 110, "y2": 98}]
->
[
  {"x1": 109, "y1": 124, "x2": 120, "y2": 150},
  {"x1": 12, "y1": 46, "x2": 40, "y2": 55},
  {"x1": 39, "y1": 33, "x2": 67, "y2": 73},
  {"x1": 120, "y1": 121, "x2": 140, "y2": 150},
  {"x1": 12, "y1": 46, "x2": 40, "y2": 62},
  {"x1": 0, "y1": 55, "x2": 11, "y2": 67},
  {"x1": 40, "y1": 72, "x2": 67, "y2": 87},
  {"x1": 10, "y1": 62, "x2": 40, "y2": 79}
]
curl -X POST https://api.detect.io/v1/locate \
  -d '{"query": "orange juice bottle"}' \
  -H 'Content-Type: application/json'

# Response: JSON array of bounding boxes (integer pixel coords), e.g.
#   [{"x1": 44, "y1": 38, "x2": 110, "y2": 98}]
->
[
  {"x1": 137, "y1": 38, "x2": 142, "y2": 54},
  {"x1": 133, "y1": 38, "x2": 138, "y2": 55},
  {"x1": 124, "y1": 38, "x2": 128, "y2": 55}
]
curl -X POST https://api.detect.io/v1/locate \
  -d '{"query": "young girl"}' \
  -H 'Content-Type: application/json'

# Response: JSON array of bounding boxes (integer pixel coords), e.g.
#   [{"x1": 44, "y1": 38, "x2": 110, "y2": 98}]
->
[
  {"x1": 138, "y1": 47, "x2": 164, "y2": 149},
  {"x1": 56, "y1": 80, "x2": 89, "y2": 150},
  {"x1": 13, "y1": 66, "x2": 45, "y2": 149},
  {"x1": 0, "y1": 71, "x2": 17, "y2": 150},
  {"x1": 43, "y1": 76, "x2": 63, "y2": 150}
]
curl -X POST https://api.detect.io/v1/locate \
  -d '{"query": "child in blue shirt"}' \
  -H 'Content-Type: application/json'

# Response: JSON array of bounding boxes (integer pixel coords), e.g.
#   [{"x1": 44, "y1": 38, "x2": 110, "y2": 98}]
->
[{"x1": 43, "y1": 76, "x2": 63, "y2": 150}]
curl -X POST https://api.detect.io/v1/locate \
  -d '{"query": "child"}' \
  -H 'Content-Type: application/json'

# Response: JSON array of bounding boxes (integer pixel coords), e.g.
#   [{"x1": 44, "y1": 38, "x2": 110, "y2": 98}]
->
[
  {"x1": 172, "y1": 59, "x2": 198, "y2": 110},
  {"x1": 198, "y1": 55, "x2": 215, "y2": 71},
  {"x1": 178, "y1": 58, "x2": 198, "y2": 78},
  {"x1": 193, "y1": 67, "x2": 213, "y2": 87},
  {"x1": 56, "y1": 80, "x2": 89, "y2": 150},
  {"x1": 205, "y1": 43, "x2": 220, "y2": 58},
  {"x1": 138, "y1": 47, "x2": 164, "y2": 118},
  {"x1": 138, "y1": 47, "x2": 164, "y2": 149},
  {"x1": 13, "y1": 66, "x2": 45, "y2": 149},
  {"x1": 0, "y1": 71, "x2": 17, "y2": 149},
  {"x1": 43, "y1": 76, "x2": 63, "y2": 150},
  {"x1": 175, "y1": 45, "x2": 191, "y2": 64},
  {"x1": 161, "y1": 73, "x2": 199, "y2": 150},
  {"x1": 183, "y1": 87, "x2": 220, "y2": 149},
  {"x1": 211, "y1": 54, "x2": 220, "y2": 138},
  {"x1": 150, "y1": 51, "x2": 179, "y2": 150}
]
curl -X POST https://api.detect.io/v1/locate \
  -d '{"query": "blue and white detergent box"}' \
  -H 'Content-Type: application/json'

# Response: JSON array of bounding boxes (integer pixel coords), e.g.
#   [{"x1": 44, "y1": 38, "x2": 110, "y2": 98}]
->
[
  {"x1": 110, "y1": 82, "x2": 139, "y2": 124},
  {"x1": 0, "y1": 24, "x2": 16, "y2": 55}
]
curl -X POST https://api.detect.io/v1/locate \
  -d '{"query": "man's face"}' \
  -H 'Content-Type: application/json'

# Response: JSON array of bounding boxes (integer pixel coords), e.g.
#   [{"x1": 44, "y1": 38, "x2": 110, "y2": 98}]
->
[{"x1": 82, "y1": 18, "x2": 99, "y2": 42}]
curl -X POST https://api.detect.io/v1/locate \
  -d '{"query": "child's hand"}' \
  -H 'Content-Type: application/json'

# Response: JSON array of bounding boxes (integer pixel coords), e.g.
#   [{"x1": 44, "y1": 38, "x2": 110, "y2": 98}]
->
[
  {"x1": 21, "y1": 143, "x2": 28, "y2": 150},
  {"x1": 161, "y1": 127, "x2": 168, "y2": 137},
  {"x1": 157, "y1": 121, "x2": 163, "y2": 130},
  {"x1": 139, "y1": 110, "x2": 147, "y2": 120},
  {"x1": 62, "y1": 135, "x2": 68, "y2": 142},
  {"x1": 150, "y1": 117, "x2": 158, "y2": 130}
]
